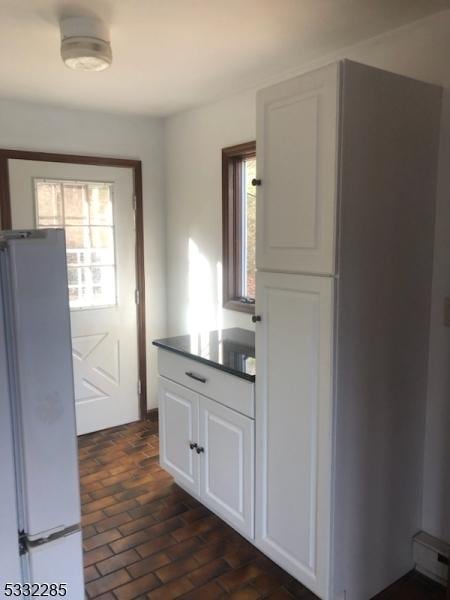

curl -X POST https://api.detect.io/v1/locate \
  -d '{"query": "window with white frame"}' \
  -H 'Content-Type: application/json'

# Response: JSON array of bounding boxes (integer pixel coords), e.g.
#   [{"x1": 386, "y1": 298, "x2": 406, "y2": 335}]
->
[{"x1": 34, "y1": 179, "x2": 117, "y2": 309}]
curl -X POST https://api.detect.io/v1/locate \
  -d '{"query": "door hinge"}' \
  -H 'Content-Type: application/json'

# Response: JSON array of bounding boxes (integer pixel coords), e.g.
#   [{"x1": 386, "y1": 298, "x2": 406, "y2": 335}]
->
[
  {"x1": 18, "y1": 530, "x2": 27, "y2": 556},
  {"x1": 137, "y1": 379, "x2": 142, "y2": 395},
  {"x1": 135, "y1": 289, "x2": 140, "y2": 304},
  {"x1": 133, "y1": 195, "x2": 137, "y2": 211}
]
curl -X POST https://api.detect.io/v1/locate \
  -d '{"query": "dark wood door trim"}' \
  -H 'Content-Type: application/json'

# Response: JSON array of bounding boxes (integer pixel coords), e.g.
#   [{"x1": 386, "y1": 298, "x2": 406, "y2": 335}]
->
[{"x1": 0, "y1": 148, "x2": 148, "y2": 421}]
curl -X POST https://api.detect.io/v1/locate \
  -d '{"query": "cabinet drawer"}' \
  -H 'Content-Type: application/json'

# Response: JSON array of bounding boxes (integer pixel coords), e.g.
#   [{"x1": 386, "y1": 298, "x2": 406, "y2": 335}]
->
[{"x1": 158, "y1": 349, "x2": 254, "y2": 419}]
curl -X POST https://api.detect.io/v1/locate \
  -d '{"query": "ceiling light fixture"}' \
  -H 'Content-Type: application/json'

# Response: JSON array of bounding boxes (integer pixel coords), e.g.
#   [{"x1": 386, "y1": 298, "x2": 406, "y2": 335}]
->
[{"x1": 60, "y1": 16, "x2": 112, "y2": 72}]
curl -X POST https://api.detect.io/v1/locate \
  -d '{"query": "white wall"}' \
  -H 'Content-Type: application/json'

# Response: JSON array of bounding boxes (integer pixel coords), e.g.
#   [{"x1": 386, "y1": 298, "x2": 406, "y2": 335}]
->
[
  {"x1": 165, "y1": 90, "x2": 257, "y2": 336},
  {"x1": 164, "y1": 10, "x2": 450, "y2": 543},
  {"x1": 0, "y1": 98, "x2": 166, "y2": 410}
]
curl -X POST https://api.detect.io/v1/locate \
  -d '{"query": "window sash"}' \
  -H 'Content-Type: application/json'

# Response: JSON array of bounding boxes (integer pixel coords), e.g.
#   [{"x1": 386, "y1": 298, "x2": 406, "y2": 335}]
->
[{"x1": 222, "y1": 142, "x2": 256, "y2": 314}]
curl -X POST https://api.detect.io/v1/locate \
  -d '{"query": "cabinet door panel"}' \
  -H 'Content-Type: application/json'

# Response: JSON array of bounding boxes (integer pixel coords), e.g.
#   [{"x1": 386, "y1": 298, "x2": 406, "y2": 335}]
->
[
  {"x1": 199, "y1": 395, "x2": 254, "y2": 538},
  {"x1": 256, "y1": 62, "x2": 340, "y2": 274},
  {"x1": 159, "y1": 377, "x2": 200, "y2": 495},
  {"x1": 255, "y1": 271, "x2": 333, "y2": 597}
]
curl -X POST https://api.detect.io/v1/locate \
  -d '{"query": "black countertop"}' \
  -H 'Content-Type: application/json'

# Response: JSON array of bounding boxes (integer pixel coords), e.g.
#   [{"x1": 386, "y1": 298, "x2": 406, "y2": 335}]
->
[{"x1": 152, "y1": 328, "x2": 255, "y2": 382}]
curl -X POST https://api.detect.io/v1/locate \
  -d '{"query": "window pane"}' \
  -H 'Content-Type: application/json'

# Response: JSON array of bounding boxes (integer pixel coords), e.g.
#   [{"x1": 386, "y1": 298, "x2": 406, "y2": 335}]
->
[
  {"x1": 36, "y1": 181, "x2": 63, "y2": 226},
  {"x1": 69, "y1": 287, "x2": 79, "y2": 304},
  {"x1": 87, "y1": 266, "x2": 116, "y2": 305},
  {"x1": 67, "y1": 249, "x2": 83, "y2": 265},
  {"x1": 34, "y1": 178, "x2": 117, "y2": 309},
  {"x1": 244, "y1": 157, "x2": 256, "y2": 299},
  {"x1": 68, "y1": 266, "x2": 116, "y2": 308},
  {"x1": 88, "y1": 184, "x2": 113, "y2": 225},
  {"x1": 65, "y1": 226, "x2": 89, "y2": 250},
  {"x1": 67, "y1": 266, "x2": 79, "y2": 286},
  {"x1": 90, "y1": 248, "x2": 114, "y2": 264},
  {"x1": 91, "y1": 226, "x2": 114, "y2": 249},
  {"x1": 64, "y1": 184, "x2": 88, "y2": 225}
]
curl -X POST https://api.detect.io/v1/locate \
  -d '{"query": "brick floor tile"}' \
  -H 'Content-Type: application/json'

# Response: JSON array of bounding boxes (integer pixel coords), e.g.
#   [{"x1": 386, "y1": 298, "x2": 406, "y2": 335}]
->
[
  {"x1": 85, "y1": 568, "x2": 131, "y2": 598},
  {"x1": 114, "y1": 573, "x2": 160, "y2": 600},
  {"x1": 127, "y1": 552, "x2": 171, "y2": 579},
  {"x1": 83, "y1": 528, "x2": 122, "y2": 552},
  {"x1": 83, "y1": 545, "x2": 113, "y2": 568},
  {"x1": 95, "y1": 512, "x2": 133, "y2": 533},
  {"x1": 96, "y1": 549, "x2": 141, "y2": 576},
  {"x1": 187, "y1": 557, "x2": 231, "y2": 588},
  {"x1": 154, "y1": 556, "x2": 199, "y2": 584},
  {"x1": 147, "y1": 576, "x2": 194, "y2": 600}
]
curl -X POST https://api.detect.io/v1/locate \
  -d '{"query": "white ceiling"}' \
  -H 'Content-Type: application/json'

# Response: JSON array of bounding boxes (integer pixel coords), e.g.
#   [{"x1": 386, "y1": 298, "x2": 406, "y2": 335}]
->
[{"x1": 0, "y1": 0, "x2": 449, "y2": 116}]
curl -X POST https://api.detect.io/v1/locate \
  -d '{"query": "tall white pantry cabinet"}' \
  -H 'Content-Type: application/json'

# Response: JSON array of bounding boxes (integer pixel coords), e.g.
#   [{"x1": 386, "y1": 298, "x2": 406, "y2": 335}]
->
[{"x1": 254, "y1": 60, "x2": 442, "y2": 599}]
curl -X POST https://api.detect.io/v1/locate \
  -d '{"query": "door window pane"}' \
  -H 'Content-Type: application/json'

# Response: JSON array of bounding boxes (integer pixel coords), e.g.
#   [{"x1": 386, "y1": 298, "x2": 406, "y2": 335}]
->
[
  {"x1": 35, "y1": 179, "x2": 116, "y2": 309},
  {"x1": 35, "y1": 181, "x2": 63, "y2": 226},
  {"x1": 88, "y1": 184, "x2": 113, "y2": 225},
  {"x1": 91, "y1": 226, "x2": 114, "y2": 249},
  {"x1": 64, "y1": 184, "x2": 89, "y2": 225}
]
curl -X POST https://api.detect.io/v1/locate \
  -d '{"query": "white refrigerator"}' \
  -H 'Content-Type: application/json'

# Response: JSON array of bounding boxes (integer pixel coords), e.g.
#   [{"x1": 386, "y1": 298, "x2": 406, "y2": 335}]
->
[{"x1": 0, "y1": 229, "x2": 84, "y2": 597}]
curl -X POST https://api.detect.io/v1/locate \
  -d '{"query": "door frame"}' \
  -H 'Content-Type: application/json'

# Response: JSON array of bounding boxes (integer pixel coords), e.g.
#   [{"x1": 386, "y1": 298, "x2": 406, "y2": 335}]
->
[{"x1": 0, "y1": 148, "x2": 148, "y2": 420}]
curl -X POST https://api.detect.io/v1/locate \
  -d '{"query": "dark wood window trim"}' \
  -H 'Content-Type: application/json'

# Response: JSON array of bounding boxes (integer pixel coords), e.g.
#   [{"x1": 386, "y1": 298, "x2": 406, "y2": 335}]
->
[
  {"x1": 222, "y1": 141, "x2": 256, "y2": 314},
  {"x1": 0, "y1": 148, "x2": 148, "y2": 421}
]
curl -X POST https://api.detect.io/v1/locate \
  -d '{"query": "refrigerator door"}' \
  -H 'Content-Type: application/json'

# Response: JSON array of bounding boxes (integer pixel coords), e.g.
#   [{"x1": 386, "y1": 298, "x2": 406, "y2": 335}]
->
[
  {"x1": 0, "y1": 267, "x2": 22, "y2": 585},
  {"x1": 27, "y1": 530, "x2": 84, "y2": 596},
  {"x1": 4, "y1": 230, "x2": 81, "y2": 539}
]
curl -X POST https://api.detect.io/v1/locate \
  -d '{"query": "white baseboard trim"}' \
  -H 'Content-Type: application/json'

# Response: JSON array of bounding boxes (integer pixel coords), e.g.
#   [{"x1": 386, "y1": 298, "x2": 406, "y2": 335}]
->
[{"x1": 413, "y1": 531, "x2": 449, "y2": 586}]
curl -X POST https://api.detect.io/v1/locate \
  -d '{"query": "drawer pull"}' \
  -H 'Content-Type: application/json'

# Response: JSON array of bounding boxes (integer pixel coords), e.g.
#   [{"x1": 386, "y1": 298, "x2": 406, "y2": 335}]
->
[
  {"x1": 185, "y1": 371, "x2": 207, "y2": 384},
  {"x1": 189, "y1": 442, "x2": 198, "y2": 450},
  {"x1": 196, "y1": 446, "x2": 205, "y2": 454}
]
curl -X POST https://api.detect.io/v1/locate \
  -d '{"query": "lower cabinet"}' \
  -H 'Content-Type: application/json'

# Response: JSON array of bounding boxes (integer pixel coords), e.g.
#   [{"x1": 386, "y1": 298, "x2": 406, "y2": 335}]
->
[
  {"x1": 199, "y1": 396, "x2": 254, "y2": 538},
  {"x1": 159, "y1": 375, "x2": 254, "y2": 538},
  {"x1": 159, "y1": 378, "x2": 200, "y2": 496}
]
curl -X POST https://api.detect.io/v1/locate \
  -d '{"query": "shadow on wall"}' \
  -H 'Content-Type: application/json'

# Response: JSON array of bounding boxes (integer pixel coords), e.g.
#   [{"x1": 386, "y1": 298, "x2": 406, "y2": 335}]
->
[{"x1": 188, "y1": 238, "x2": 223, "y2": 335}]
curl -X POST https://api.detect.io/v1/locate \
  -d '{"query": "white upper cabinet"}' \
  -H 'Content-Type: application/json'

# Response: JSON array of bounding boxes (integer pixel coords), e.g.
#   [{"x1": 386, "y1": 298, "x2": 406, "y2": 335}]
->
[{"x1": 256, "y1": 62, "x2": 340, "y2": 275}]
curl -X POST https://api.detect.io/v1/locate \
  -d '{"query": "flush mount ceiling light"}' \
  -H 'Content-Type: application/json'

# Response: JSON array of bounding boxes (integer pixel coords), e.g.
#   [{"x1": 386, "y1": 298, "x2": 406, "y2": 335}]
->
[{"x1": 60, "y1": 16, "x2": 112, "y2": 72}]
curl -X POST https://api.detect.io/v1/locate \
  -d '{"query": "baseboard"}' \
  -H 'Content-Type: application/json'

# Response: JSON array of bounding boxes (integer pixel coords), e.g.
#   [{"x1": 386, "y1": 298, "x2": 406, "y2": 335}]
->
[
  {"x1": 146, "y1": 408, "x2": 159, "y2": 423},
  {"x1": 413, "y1": 531, "x2": 449, "y2": 586}
]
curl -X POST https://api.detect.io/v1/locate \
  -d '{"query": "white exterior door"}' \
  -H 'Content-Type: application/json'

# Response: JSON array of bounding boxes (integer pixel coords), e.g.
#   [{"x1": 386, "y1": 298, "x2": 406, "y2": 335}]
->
[
  {"x1": 8, "y1": 160, "x2": 139, "y2": 435},
  {"x1": 256, "y1": 62, "x2": 340, "y2": 275},
  {"x1": 199, "y1": 395, "x2": 254, "y2": 538},
  {"x1": 255, "y1": 271, "x2": 334, "y2": 598},
  {"x1": 159, "y1": 377, "x2": 200, "y2": 495}
]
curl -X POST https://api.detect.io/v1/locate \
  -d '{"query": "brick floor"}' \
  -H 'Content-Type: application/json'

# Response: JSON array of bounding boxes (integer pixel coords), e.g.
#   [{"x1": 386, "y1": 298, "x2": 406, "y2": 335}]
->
[{"x1": 79, "y1": 420, "x2": 447, "y2": 599}]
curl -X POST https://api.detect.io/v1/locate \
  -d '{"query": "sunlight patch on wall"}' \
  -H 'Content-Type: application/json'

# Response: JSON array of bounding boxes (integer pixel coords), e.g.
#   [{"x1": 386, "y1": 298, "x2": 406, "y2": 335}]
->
[{"x1": 188, "y1": 237, "x2": 219, "y2": 335}]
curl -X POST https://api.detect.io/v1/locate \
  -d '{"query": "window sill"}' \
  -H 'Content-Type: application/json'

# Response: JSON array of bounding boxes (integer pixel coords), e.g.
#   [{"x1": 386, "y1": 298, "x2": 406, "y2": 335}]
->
[{"x1": 224, "y1": 299, "x2": 255, "y2": 315}]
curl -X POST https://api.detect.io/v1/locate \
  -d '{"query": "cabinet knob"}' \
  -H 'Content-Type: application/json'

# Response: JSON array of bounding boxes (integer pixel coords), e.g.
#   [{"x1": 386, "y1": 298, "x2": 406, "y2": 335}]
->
[
  {"x1": 252, "y1": 315, "x2": 261, "y2": 323},
  {"x1": 196, "y1": 446, "x2": 205, "y2": 454},
  {"x1": 251, "y1": 178, "x2": 261, "y2": 186},
  {"x1": 189, "y1": 442, "x2": 198, "y2": 450}
]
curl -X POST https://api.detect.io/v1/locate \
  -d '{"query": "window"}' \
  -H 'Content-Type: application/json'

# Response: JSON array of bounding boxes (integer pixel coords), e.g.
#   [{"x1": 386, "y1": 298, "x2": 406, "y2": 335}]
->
[
  {"x1": 34, "y1": 179, "x2": 117, "y2": 309},
  {"x1": 222, "y1": 142, "x2": 256, "y2": 313}
]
